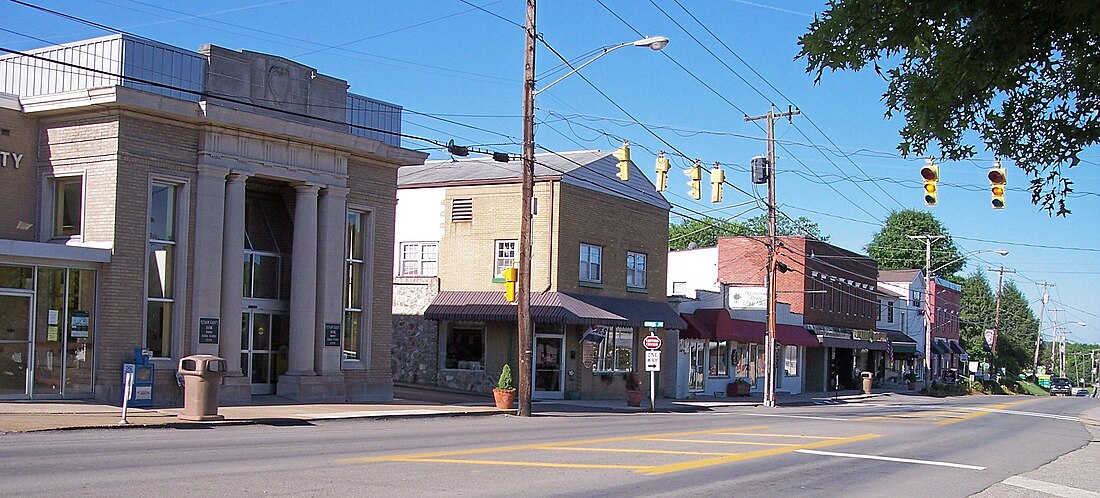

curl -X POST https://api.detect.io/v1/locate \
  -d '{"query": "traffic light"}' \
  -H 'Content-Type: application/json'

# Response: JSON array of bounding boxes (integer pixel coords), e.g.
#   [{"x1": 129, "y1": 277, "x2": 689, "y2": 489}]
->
[
  {"x1": 686, "y1": 160, "x2": 702, "y2": 200},
  {"x1": 989, "y1": 160, "x2": 1006, "y2": 210},
  {"x1": 920, "y1": 158, "x2": 939, "y2": 206},
  {"x1": 502, "y1": 266, "x2": 517, "y2": 303},
  {"x1": 654, "y1": 152, "x2": 670, "y2": 192},
  {"x1": 709, "y1": 162, "x2": 724, "y2": 203},
  {"x1": 612, "y1": 141, "x2": 630, "y2": 181}
]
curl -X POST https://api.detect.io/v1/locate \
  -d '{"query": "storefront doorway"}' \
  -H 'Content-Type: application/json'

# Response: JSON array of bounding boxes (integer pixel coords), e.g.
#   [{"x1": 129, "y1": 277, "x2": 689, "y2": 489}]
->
[
  {"x1": 0, "y1": 293, "x2": 32, "y2": 397},
  {"x1": 241, "y1": 311, "x2": 289, "y2": 394},
  {"x1": 533, "y1": 335, "x2": 564, "y2": 399},
  {"x1": 686, "y1": 339, "x2": 706, "y2": 393}
]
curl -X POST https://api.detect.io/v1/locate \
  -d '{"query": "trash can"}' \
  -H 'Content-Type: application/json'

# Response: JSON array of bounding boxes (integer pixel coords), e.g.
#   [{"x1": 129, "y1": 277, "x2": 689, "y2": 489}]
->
[
  {"x1": 178, "y1": 355, "x2": 228, "y2": 421},
  {"x1": 861, "y1": 371, "x2": 873, "y2": 395}
]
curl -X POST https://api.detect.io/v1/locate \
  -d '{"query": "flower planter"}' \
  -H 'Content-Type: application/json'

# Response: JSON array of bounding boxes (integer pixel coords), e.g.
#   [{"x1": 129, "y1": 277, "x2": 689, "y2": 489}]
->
[
  {"x1": 625, "y1": 389, "x2": 645, "y2": 407},
  {"x1": 492, "y1": 388, "x2": 516, "y2": 409},
  {"x1": 728, "y1": 382, "x2": 751, "y2": 397}
]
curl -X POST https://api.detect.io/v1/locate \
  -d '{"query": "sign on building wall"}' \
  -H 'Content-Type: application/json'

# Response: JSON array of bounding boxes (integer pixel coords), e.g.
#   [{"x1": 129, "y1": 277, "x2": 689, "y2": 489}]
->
[
  {"x1": 0, "y1": 150, "x2": 24, "y2": 168},
  {"x1": 198, "y1": 318, "x2": 219, "y2": 344},
  {"x1": 324, "y1": 323, "x2": 341, "y2": 347},
  {"x1": 728, "y1": 287, "x2": 767, "y2": 309}
]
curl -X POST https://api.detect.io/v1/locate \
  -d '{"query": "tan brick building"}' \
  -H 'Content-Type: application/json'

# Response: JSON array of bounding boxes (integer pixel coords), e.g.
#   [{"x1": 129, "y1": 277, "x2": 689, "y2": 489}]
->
[
  {"x1": 393, "y1": 151, "x2": 684, "y2": 400},
  {"x1": 0, "y1": 35, "x2": 425, "y2": 405}
]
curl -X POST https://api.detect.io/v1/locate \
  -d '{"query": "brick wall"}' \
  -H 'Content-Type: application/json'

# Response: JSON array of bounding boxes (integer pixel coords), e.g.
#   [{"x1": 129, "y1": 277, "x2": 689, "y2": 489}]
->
[{"x1": 0, "y1": 108, "x2": 38, "y2": 241}]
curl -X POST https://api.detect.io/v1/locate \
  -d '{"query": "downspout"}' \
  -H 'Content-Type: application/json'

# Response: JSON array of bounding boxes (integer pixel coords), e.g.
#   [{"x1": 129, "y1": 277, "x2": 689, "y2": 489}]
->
[{"x1": 542, "y1": 180, "x2": 555, "y2": 292}]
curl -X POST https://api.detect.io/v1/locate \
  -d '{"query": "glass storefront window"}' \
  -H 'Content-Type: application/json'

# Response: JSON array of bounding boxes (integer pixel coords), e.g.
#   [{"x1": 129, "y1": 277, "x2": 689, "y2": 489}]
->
[
  {"x1": 0, "y1": 265, "x2": 33, "y2": 290},
  {"x1": 64, "y1": 269, "x2": 95, "y2": 394}
]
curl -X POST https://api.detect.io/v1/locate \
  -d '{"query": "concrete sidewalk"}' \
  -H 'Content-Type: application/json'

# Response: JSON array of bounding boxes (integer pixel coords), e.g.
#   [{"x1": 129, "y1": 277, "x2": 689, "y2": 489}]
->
[{"x1": 0, "y1": 385, "x2": 906, "y2": 433}]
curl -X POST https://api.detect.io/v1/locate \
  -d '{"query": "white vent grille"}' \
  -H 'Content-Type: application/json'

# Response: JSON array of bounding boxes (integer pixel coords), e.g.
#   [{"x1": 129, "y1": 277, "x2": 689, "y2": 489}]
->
[{"x1": 451, "y1": 198, "x2": 473, "y2": 222}]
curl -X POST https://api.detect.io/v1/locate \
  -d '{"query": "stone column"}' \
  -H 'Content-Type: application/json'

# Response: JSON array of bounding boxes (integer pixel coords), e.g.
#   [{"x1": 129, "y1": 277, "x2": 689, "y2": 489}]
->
[
  {"x1": 191, "y1": 165, "x2": 227, "y2": 356},
  {"x1": 219, "y1": 173, "x2": 248, "y2": 375},
  {"x1": 287, "y1": 183, "x2": 320, "y2": 376},
  {"x1": 315, "y1": 186, "x2": 349, "y2": 374}
]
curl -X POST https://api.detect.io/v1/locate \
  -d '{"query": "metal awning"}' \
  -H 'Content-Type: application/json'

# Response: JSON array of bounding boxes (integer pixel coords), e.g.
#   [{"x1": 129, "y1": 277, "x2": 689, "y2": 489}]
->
[
  {"x1": 820, "y1": 336, "x2": 889, "y2": 351},
  {"x1": 931, "y1": 339, "x2": 951, "y2": 355},
  {"x1": 885, "y1": 331, "x2": 918, "y2": 354},
  {"x1": 423, "y1": 291, "x2": 685, "y2": 329},
  {"x1": 948, "y1": 340, "x2": 966, "y2": 354}
]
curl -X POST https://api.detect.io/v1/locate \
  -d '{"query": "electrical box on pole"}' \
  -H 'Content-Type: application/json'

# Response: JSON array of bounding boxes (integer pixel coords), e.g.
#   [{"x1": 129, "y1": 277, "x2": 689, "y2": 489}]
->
[{"x1": 751, "y1": 155, "x2": 768, "y2": 184}]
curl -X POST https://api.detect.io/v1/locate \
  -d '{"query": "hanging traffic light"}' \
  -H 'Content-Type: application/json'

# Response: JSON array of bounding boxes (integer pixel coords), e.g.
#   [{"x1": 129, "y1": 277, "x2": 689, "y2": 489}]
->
[
  {"x1": 502, "y1": 266, "x2": 518, "y2": 303},
  {"x1": 612, "y1": 141, "x2": 630, "y2": 181},
  {"x1": 709, "y1": 162, "x2": 724, "y2": 203},
  {"x1": 920, "y1": 158, "x2": 939, "y2": 206},
  {"x1": 686, "y1": 160, "x2": 702, "y2": 200},
  {"x1": 654, "y1": 152, "x2": 670, "y2": 192},
  {"x1": 989, "y1": 160, "x2": 1006, "y2": 210}
]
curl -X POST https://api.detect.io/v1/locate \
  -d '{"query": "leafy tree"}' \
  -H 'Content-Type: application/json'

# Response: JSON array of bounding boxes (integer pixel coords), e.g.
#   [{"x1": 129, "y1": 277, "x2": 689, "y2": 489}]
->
[
  {"x1": 798, "y1": 1, "x2": 1098, "y2": 215},
  {"x1": 994, "y1": 282, "x2": 1040, "y2": 374},
  {"x1": 743, "y1": 214, "x2": 829, "y2": 242},
  {"x1": 865, "y1": 210, "x2": 964, "y2": 275},
  {"x1": 959, "y1": 271, "x2": 996, "y2": 358},
  {"x1": 668, "y1": 218, "x2": 749, "y2": 250}
]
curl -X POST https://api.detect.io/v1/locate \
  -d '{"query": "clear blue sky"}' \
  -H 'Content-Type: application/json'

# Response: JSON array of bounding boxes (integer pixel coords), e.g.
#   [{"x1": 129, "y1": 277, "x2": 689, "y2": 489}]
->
[{"x1": 4, "y1": 0, "x2": 1097, "y2": 344}]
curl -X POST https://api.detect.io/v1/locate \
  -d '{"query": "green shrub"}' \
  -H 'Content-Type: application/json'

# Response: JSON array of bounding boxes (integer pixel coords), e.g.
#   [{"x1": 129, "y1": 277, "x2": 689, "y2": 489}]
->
[{"x1": 497, "y1": 364, "x2": 515, "y2": 390}]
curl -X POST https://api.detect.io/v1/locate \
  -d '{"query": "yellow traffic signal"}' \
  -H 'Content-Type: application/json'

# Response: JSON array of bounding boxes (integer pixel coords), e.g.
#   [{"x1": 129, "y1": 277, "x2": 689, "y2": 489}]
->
[
  {"x1": 502, "y1": 266, "x2": 518, "y2": 303},
  {"x1": 654, "y1": 152, "x2": 670, "y2": 192},
  {"x1": 989, "y1": 160, "x2": 1006, "y2": 210},
  {"x1": 920, "y1": 158, "x2": 939, "y2": 206},
  {"x1": 686, "y1": 160, "x2": 702, "y2": 200},
  {"x1": 709, "y1": 162, "x2": 724, "y2": 203},
  {"x1": 612, "y1": 141, "x2": 630, "y2": 181}
]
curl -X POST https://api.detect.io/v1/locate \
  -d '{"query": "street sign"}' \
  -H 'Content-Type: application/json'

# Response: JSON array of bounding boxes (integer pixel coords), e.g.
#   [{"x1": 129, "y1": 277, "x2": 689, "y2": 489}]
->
[
  {"x1": 643, "y1": 321, "x2": 664, "y2": 328},
  {"x1": 645, "y1": 350, "x2": 661, "y2": 371},
  {"x1": 643, "y1": 335, "x2": 662, "y2": 350}
]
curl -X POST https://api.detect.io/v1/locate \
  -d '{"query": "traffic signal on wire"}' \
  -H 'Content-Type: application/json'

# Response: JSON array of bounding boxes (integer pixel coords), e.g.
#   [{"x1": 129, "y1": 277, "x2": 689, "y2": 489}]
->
[
  {"x1": 612, "y1": 141, "x2": 630, "y2": 181},
  {"x1": 686, "y1": 160, "x2": 702, "y2": 200},
  {"x1": 920, "y1": 158, "x2": 939, "y2": 206},
  {"x1": 709, "y1": 162, "x2": 724, "y2": 203},
  {"x1": 989, "y1": 160, "x2": 1006, "y2": 210},
  {"x1": 654, "y1": 152, "x2": 670, "y2": 192},
  {"x1": 502, "y1": 266, "x2": 517, "y2": 303}
]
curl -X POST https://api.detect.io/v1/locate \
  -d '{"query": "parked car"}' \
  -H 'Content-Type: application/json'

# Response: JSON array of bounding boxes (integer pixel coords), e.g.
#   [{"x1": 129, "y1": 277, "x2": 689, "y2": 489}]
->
[
  {"x1": 1049, "y1": 377, "x2": 1073, "y2": 396},
  {"x1": 1074, "y1": 387, "x2": 1089, "y2": 397}
]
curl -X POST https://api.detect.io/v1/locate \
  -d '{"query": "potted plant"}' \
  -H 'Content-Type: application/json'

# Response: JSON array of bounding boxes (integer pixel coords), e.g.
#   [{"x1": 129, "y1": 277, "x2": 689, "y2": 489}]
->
[
  {"x1": 904, "y1": 372, "x2": 918, "y2": 390},
  {"x1": 492, "y1": 364, "x2": 517, "y2": 409},
  {"x1": 730, "y1": 378, "x2": 751, "y2": 396},
  {"x1": 624, "y1": 371, "x2": 644, "y2": 407}
]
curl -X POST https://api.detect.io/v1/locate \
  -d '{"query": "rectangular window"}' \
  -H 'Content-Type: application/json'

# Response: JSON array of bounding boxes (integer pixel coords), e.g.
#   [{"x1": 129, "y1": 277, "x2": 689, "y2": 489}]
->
[
  {"x1": 887, "y1": 301, "x2": 895, "y2": 323},
  {"x1": 399, "y1": 241, "x2": 438, "y2": 276},
  {"x1": 707, "y1": 341, "x2": 729, "y2": 377},
  {"x1": 53, "y1": 177, "x2": 83, "y2": 238},
  {"x1": 626, "y1": 251, "x2": 647, "y2": 289},
  {"x1": 146, "y1": 182, "x2": 176, "y2": 358},
  {"x1": 444, "y1": 323, "x2": 485, "y2": 370},
  {"x1": 594, "y1": 327, "x2": 634, "y2": 373},
  {"x1": 494, "y1": 240, "x2": 517, "y2": 278},
  {"x1": 580, "y1": 243, "x2": 602, "y2": 283},
  {"x1": 735, "y1": 344, "x2": 758, "y2": 383},
  {"x1": 344, "y1": 211, "x2": 366, "y2": 360},
  {"x1": 783, "y1": 345, "x2": 799, "y2": 377}
]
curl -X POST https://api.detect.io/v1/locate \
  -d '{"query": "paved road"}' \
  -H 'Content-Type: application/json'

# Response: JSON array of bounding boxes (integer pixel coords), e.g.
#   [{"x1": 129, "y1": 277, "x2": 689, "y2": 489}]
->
[{"x1": 1, "y1": 395, "x2": 1096, "y2": 497}]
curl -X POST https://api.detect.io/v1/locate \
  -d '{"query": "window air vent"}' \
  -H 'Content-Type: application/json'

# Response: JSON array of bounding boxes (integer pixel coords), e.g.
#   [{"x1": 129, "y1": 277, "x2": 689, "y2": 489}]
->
[{"x1": 451, "y1": 198, "x2": 473, "y2": 222}]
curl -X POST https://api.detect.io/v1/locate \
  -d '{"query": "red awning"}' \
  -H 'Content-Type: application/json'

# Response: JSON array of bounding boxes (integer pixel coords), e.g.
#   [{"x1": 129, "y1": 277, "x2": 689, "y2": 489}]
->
[{"x1": 679, "y1": 309, "x2": 820, "y2": 347}]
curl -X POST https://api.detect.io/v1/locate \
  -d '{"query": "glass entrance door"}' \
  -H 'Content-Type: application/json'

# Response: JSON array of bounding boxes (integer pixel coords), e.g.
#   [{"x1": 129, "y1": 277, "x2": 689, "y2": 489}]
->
[
  {"x1": 533, "y1": 335, "x2": 564, "y2": 399},
  {"x1": 241, "y1": 311, "x2": 289, "y2": 395},
  {"x1": 0, "y1": 293, "x2": 32, "y2": 397},
  {"x1": 687, "y1": 340, "x2": 706, "y2": 392}
]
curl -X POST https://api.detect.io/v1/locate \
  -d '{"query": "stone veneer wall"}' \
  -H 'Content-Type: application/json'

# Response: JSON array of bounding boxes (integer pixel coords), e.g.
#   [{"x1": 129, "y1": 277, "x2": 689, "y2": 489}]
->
[{"x1": 392, "y1": 276, "x2": 440, "y2": 386}]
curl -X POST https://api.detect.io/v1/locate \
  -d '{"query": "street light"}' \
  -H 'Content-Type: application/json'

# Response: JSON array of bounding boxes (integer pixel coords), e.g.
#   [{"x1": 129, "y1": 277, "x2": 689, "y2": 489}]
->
[
  {"x1": 909, "y1": 236, "x2": 1008, "y2": 391},
  {"x1": 519, "y1": 3, "x2": 667, "y2": 416}
]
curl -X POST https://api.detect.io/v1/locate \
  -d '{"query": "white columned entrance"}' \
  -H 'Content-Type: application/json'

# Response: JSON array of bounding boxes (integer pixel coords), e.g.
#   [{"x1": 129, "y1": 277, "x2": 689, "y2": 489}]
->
[
  {"x1": 191, "y1": 165, "x2": 226, "y2": 355},
  {"x1": 286, "y1": 183, "x2": 320, "y2": 376},
  {"x1": 219, "y1": 172, "x2": 248, "y2": 375},
  {"x1": 315, "y1": 186, "x2": 348, "y2": 375}
]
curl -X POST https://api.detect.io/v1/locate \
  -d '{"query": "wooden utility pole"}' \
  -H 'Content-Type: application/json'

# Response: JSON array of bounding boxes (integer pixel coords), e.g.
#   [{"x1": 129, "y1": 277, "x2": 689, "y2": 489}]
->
[
  {"x1": 517, "y1": 0, "x2": 536, "y2": 417},
  {"x1": 908, "y1": 234, "x2": 947, "y2": 391},
  {"x1": 1032, "y1": 282, "x2": 1053, "y2": 377},
  {"x1": 986, "y1": 265, "x2": 1015, "y2": 355},
  {"x1": 745, "y1": 105, "x2": 799, "y2": 408}
]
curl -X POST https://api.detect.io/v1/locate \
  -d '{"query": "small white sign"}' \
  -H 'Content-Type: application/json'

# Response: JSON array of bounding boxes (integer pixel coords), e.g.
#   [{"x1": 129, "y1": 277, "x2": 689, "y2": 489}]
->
[
  {"x1": 728, "y1": 287, "x2": 767, "y2": 309},
  {"x1": 645, "y1": 350, "x2": 661, "y2": 372}
]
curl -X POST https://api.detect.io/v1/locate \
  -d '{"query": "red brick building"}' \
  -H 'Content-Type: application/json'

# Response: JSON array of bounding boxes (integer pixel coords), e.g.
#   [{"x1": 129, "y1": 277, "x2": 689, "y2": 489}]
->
[{"x1": 717, "y1": 236, "x2": 886, "y2": 391}]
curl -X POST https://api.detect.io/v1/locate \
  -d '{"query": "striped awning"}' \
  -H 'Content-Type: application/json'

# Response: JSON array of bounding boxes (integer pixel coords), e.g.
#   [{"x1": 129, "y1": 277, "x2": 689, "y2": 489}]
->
[{"x1": 423, "y1": 291, "x2": 685, "y2": 329}]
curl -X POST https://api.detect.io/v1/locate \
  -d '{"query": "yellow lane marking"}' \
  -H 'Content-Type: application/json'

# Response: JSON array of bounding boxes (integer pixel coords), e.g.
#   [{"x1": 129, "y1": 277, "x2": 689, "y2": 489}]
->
[
  {"x1": 643, "y1": 438, "x2": 798, "y2": 447},
  {"x1": 386, "y1": 458, "x2": 648, "y2": 470},
  {"x1": 641, "y1": 433, "x2": 881, "y2": 476},
  {"x1": 545, "y1": 447, "x2": 741, "y2": 456},
  {"x1": 338, "y1": 425, "x2": 770, "y2": 464},
  {"x1": 714, "y1": 432, "x2": 840, "y2": 439},
  {"x1": 936, "y1": 400, "x2": 1032, "y2": 426}
]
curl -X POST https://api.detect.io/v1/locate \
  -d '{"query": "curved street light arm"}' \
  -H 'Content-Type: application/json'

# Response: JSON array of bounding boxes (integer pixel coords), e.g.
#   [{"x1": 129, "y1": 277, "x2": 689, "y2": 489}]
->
[{"x1": 533, "y1": 36, "x2": 668, "y2": 96}]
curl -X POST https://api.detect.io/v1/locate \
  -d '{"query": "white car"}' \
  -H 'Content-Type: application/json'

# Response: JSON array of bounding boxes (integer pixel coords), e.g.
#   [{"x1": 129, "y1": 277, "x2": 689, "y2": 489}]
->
[{"x1": 1073, "y1": 387, "x2": 1090, "y2": 397}]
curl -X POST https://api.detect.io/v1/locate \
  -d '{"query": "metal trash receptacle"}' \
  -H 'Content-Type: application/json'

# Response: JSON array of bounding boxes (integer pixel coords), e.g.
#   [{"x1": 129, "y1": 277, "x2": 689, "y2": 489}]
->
[
  {"x1": 860, "y1": 371, "x2": 873, "y2": 394},
  {"x1": 178, "y1": 355, "x2": 227, "y2": 421}
]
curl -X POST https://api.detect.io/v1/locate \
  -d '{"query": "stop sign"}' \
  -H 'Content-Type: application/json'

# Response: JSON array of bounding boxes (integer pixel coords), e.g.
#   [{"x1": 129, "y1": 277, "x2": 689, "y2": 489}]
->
[{"x1": 643, "y1": 335, "x2": 662, "y2": 350}]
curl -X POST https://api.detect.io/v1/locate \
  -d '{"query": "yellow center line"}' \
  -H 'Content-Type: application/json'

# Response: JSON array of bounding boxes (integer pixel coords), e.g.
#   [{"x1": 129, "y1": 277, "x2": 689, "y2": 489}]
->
[
  {"x1": 390, "y1": 458, "x2": 649, "y2": 470},
  {"x1": 714, "y1": 432, "x2": 841, "y2": 439},
  {"x1": 936, "y1": 400, "x2": 1033, "y2": 426},
  {"x1": 640, "y1": 433, "x2": 881, "y2": 476},
  {"x1": 545, "y1": 447, "x2": 742, "y2": 456},
  {"x1": 338, "y1": 425, "x2": 771, "y2": 464},
  {"x1": 643, "y1": 438, "x2": 798, "y2": 447}
]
